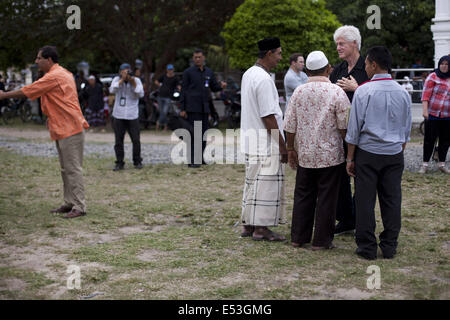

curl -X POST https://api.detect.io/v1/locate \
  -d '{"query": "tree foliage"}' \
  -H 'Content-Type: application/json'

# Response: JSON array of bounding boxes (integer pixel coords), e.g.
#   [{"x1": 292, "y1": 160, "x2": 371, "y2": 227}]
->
[
  {"x1": 0, "y1": 1, "x2": 63, "y2": 70},
  {"x1": 325, "y1": 0, "x2": 435, "y2": 67},
  {"x1": 221, "y1": 0, "x2": 342, "y2": 71},
  {"x1": 0, "y1": 0, "x2": 243, "y2": 76}
]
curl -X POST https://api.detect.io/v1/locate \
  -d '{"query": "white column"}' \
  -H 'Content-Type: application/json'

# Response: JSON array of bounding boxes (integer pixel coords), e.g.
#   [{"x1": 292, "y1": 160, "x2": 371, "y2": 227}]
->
[{"x1": 431, "y1": 0, "x2": 450, "y2": 67}]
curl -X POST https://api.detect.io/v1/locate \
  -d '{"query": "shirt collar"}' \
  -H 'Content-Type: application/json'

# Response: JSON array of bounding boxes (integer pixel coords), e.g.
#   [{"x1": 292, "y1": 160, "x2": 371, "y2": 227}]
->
[
  {"x1": 371, "y1": 73, "x2": 392, "y2": 80},
  {"x1": 255, "y1": 62, "x2": 271, "y2": 75},
  {"x1": 341, "y1": 55, "x2": 365, "y2": 71},
  {"x1": 48, "y1": 63, "x2": 59, "y2": 73},
  {"x1": 307, "y1": 76, "x2": 330, "y2": 83},
  {"x1": 354, "y1": 55, "x2": 365, "y2": 70},
  {"x1": 289, "y1": 67, "x2": 300, "y2": 75}
]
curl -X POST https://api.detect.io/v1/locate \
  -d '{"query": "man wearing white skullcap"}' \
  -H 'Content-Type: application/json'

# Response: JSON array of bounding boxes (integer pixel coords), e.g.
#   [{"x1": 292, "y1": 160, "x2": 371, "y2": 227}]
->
[{"x1": 283, "y1": 51, "x2": 351, "y2": 250}]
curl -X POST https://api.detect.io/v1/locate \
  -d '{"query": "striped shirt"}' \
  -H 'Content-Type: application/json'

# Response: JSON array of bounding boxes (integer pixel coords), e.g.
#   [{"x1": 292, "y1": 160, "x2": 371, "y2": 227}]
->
[{"x1": 421, "y1": 72, "x2": 450, "y2": 118}]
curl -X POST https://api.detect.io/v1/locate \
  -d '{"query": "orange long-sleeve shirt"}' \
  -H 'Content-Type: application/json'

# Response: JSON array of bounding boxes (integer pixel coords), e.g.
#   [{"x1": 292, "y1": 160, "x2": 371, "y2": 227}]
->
[{"x1": 22, "y1": 64, "x2": 89, "y2": 140}]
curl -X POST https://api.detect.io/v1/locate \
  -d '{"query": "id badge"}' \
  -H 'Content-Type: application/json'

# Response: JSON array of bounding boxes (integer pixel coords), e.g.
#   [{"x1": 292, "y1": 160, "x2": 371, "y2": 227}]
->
[
  {"x1": 205, "y1": 76, "x2": 210, "y2": 88},
  {"x1": 120, "y1": 97, "x2": 126, "y2": 106}
]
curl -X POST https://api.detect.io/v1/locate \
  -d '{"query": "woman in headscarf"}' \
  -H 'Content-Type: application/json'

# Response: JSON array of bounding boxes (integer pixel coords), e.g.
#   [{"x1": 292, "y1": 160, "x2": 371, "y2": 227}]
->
[
  {"x1": 83, "y1": 75, "x2": 106, "y2": 131},
  {"x1": 419, "y1": 55, "x2": 450, "y2": 174}
]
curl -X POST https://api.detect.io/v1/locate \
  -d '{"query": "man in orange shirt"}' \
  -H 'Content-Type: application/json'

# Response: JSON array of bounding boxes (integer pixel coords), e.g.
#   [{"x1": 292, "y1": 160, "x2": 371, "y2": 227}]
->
[{"x1": 0, "y1": 46, "x2": 89, "y2": 218}]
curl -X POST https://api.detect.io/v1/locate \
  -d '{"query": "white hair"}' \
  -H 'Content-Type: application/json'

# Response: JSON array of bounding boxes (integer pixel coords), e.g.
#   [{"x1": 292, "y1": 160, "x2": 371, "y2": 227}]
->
[{"x1": 333, "y1": 25, "x2": 361, "y2": 51}]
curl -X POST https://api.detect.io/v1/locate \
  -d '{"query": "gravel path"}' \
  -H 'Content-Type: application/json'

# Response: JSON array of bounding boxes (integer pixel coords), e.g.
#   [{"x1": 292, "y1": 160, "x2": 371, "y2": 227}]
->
[
  {"x1": 0, "y1": 135, "x2": 448, "y2": 172},
  {"x1": 0, "y1": 136, "x2": 243, "y2": 165}
]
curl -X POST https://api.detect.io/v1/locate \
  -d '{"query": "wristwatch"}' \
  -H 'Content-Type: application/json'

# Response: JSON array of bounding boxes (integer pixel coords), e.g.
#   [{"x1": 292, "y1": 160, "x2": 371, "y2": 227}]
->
[{"x1": 346, "y1": 159, "x2": 354, "y2": 163}]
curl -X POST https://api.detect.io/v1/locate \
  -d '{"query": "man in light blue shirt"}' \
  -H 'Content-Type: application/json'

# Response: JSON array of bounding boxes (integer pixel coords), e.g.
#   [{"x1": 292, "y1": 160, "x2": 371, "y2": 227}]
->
[
  {"x1": 345, "y1": 46, "x2": 411, "y2": 261},
  {"x1": 109, "y1": 63, "x2": 145, "y2": 171},
  {"x1": 283, "y1": 53, "x2": 308, "y2": 112}
]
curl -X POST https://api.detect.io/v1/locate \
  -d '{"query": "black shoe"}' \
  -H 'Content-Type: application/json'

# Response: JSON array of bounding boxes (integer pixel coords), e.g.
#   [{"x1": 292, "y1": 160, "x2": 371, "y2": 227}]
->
[
  {"x1": 334, "y1": 222, "x2": 355, "y2": 235},
  {"x1": 134, "y1": 163, "x2": 143, "y2": 169},
  {"x1": 188, "y1": 164, "x2": 201, "y2": 168},
  {"x1": 381, "y1": 250, "x2": 396, "y2": 259},
  {"x1": 355, "y1": 249, "x2": 376, "y2": 260},
  {"x1": 113, "y1": 164, "x2": 124, "y2": 171}
]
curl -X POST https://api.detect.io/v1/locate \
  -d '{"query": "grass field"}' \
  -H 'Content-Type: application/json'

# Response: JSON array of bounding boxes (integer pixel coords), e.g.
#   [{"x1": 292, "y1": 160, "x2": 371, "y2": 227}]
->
[{"x1": 0, "y1": 124, "x2": 449, "y2": 300}]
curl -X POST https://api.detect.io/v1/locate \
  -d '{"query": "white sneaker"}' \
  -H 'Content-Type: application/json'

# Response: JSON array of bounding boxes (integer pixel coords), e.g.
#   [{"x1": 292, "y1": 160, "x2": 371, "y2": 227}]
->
[
  {"x1": 439, "y1": 166, "x2": 450, "y2": 174},
  {"x1": 418, "y1": 166, "x2": 428, "y2": 174}
]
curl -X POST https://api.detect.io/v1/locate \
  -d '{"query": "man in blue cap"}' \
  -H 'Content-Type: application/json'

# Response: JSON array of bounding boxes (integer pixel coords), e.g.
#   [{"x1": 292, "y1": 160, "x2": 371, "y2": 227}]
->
[
  {"x1": 154, "y1": 64, "x2": 180, "y2": 131},
  {"x1": 109, "y1": 63, "x2": 145, "y2": 171}
]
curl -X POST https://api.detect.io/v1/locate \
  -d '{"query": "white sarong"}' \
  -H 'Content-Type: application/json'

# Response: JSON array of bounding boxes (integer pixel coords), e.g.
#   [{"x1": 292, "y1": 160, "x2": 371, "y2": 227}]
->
[{"x1": 241, "y1": 153, "x2": 287, "y2": 227}]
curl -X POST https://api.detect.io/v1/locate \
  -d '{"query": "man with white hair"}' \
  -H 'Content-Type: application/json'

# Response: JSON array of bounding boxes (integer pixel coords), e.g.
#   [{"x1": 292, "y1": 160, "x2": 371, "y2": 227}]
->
[{"x1": 330, "y1": 25, "x2": 369, "y2": 235}]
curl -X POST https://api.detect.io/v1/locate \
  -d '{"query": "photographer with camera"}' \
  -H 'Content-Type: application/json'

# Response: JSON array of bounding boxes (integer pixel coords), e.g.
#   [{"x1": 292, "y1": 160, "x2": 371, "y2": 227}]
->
[{"x1": 109, "y1": 63, "x2": 145, "y2": 171}]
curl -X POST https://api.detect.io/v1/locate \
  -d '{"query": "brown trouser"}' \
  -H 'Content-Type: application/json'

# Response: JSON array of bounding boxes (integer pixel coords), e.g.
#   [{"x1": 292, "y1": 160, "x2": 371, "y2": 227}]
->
[
  {"x1": 291, "y1": 163, "x2": 343, "y2": 247},
  {"x1": 55, "y1": 131, "x2": 86, "y2": 212}
]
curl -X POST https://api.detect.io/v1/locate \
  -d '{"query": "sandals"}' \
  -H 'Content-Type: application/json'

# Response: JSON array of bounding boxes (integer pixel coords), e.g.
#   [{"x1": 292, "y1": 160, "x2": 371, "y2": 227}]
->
[
  {"x1": 50, "y1": 204, "x2": 73, "y2": 214},
  {"x1": 252, "y1": 230, "x2": 286, "y2": 242},
  {"x1": 240, "y1": 226, "x2": 255, "y2": 238}
]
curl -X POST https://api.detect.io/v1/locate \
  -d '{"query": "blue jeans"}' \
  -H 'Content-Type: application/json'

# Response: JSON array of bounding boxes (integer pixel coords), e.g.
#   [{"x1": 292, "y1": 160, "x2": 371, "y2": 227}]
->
[{"x1": 157, "y1": 97, "x2": 171, "y2": 125}]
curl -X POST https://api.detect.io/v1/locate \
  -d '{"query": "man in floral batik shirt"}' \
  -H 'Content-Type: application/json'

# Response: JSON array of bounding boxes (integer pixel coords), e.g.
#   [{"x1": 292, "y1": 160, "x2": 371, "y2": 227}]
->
[{"x1": 283, "y1": 51, "x2": 351, "y2": 250}]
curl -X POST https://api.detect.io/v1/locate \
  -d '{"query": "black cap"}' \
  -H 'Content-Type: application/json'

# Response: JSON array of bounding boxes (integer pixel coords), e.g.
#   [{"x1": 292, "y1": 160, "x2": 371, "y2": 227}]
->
[{"x1": 257, "y1": 37, "x2": 281, "y2": 51}]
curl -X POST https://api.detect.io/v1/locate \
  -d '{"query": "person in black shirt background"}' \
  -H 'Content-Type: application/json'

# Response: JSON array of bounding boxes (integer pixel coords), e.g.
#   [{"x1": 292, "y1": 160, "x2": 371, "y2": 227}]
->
[
  {"x1": 329, "y1": 25, "x2": 369, "y2": 235},
  {"x1": 154, "y1": 64, "x2": 180, "y2": 131},
  {"x1": 0, "y1": 74, "x2": 6, "y2": 111},
  {"x1": 180, "y1": 49, "x2": 226, "y2": 167}
]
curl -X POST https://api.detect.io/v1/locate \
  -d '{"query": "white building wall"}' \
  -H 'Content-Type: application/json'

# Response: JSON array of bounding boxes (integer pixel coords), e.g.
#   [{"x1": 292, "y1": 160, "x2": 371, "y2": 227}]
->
[{"x1": 431, "y1": 0, "x2": 450, "y2": 67}]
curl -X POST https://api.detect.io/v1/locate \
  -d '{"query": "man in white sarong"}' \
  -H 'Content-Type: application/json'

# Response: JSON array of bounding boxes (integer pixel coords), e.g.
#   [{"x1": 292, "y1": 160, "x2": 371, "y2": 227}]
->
[{"x1": 240, "y1": 37, "x2": 288, "y2": 242}]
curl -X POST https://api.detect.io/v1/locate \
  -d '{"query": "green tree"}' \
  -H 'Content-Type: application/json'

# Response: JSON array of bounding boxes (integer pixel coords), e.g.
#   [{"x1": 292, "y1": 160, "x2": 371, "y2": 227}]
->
[
  {"x1": 325, "y1": 0, "x2": 435, "y2": 67},
  {"x1": 0, "y1": 1, "x2": 60, "y2": 70},
  {"x1": 221, "y1": 0, "x2": 342, "y2": 71},
  {"x1": 0, "y1": 0, "x2": 243, "y2": 77}
]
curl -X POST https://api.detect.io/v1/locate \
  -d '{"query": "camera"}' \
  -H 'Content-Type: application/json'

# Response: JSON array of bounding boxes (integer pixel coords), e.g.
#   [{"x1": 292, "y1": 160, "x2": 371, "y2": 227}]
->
[{"x1": 127, "y1": 70, "x2": 134, "y2": 77}]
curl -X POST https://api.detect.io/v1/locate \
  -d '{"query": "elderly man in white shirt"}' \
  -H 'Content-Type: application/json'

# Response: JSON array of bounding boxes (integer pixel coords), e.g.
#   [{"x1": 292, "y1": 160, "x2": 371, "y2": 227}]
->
[{"x1": 109, "y1": 63, "x2": 145, "y2": 171}]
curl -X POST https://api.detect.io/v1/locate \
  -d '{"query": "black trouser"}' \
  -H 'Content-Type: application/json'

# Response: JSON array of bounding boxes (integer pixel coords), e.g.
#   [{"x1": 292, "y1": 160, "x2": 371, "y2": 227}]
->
[
  {"x1": 291, "y1": 163, "x2": 343, "y2": 247},
  {"x1": 113, "y1": 118, "x2": 142, "y2": 166},
  {"x1": 187, "y1": 112, "x2": 209, "y2": 164},
  {"x1": 423, "y1": 118, "x2": 450, "y2": 162},
  {"x1": 354, "y1": 148, "x2": 404, "y2": 258},
  {"x1": 335, "y1": 142, "x2": 355, "y2": 227}
]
